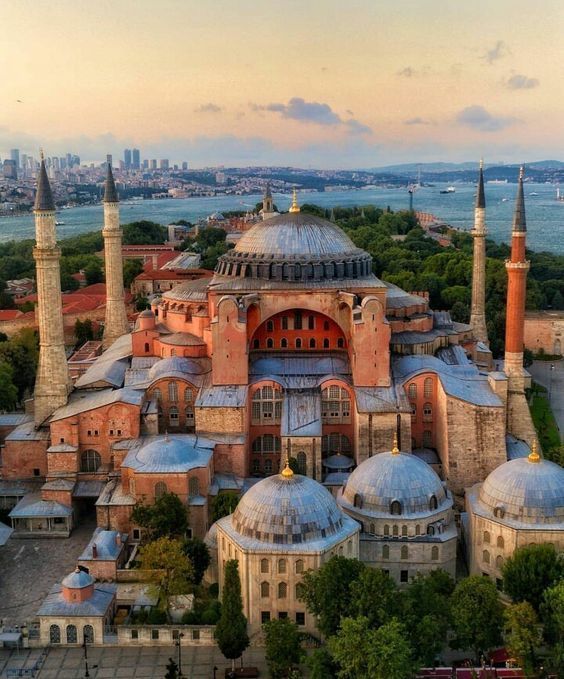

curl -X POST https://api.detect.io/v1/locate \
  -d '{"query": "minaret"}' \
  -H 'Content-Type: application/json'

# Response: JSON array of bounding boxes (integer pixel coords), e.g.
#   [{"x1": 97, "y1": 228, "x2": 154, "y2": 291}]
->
[
  {"x1": 33, "y1": 153, "x2": 71, "y2": 426},
  {"x1": 102, "y1": 163, "x2": 129, "y2": 348},
  {"x1": 504, "y1": 167, "x2": 536, "y2": 442},
  {"x1": 469, "y1": 160, "x2": 489, "y2": 345},
  {"x1": 261, "y1": 182, "x2": 277, "y2": 221}
]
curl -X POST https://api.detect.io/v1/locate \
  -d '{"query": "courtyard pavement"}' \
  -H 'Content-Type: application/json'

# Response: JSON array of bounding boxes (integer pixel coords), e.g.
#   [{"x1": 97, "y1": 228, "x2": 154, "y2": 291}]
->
[
  {"x1": 0, "y1": 520, "x2": 95, "y2": 628},
  {"x1": 528, "y1": 359, "x2": 564, "y2": 439},
  {"x1": 0, "y1": 645, "x2": 270, "y2": 678}
]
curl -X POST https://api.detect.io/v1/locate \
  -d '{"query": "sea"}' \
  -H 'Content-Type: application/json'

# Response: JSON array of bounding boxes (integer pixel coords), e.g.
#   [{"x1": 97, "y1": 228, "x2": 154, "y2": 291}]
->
[{"x1": 0, "y1": 181, "x2": 562, "y2": 254}]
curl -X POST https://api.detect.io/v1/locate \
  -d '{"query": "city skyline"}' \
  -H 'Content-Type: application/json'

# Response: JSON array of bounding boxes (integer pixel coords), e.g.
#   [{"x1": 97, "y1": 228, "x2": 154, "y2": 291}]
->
[{"x1": 0, "y1": 1, "x2": 563, "y2": 167}]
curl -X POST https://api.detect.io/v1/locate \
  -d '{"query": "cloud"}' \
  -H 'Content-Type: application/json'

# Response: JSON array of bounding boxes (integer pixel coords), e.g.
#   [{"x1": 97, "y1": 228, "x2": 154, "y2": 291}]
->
[
  {"x1": 194, "y1": 103, "x2": 223, "y2": 114},
  {"x1": 404, "y1": 117, "x2": 432, "y2": 126},
  {"x1": 252, "y1": 97, "x2": 372, "y2": 135},
  {"x1": 482, "y1": 40, "x2": 509, "y2": 64},
  {"x1": 456, "y1": 105, "x2": 517, "y2": 132},
  {"x1": 505, "y1": 74, "x2": 539, "y2": 90}
]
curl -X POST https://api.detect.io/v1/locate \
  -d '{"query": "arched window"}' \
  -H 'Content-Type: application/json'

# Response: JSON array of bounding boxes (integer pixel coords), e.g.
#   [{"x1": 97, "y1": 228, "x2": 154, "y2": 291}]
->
[
  {"x1": 278, "y1": 559, "x2": 287, "y2": 574},
  {"x1": 296, "y1": 452, "x2": 307, "y2": 475},
  {"x1": 264, "y1": 459, "x2": 273, "y2": 474},
  {"x1": 401, "y1": 525, "x2": 408, "y2": 537},
  {"x1": 496, "y1": 555, "x2": 504, "y2": 569},
  {"x1": 294, "y1": 311, "x2": 302, "y2": 329},
  {"x1": 153, "y1": 388, "x2": 161, "y2": 403},
  {"x1": 393, "y1": 525, "x2": 399, "y2": 537},
  {"x1": 81, "y1": 449, "x2": 101, "y2": 472},
  {"x1": 353, "y1": 493, "x2": 363, "y2": 509},
  {"x1": 260, "y1": 581, "x2": 270, "y2": 598},
  {"x1": 401, "y1": 545, "x2": 408, "y2": 560},
  {"x1": 323, "y1": 320, "x2": 330, "y2": 331},
  {"x1": 251, "y1": 386, "x2": 283, "y2": 424},
  {"x1": 390, "y1": 500, "x2": 402, "y2": 516},
  {"x1": 431, "y1": 546, "x2": 439, "y2": 561},
  {"x1": 415, "y1": 525, "x2": 421, "y2": 536},
  {"x1": 369, "y1": 523, "x2": 375, "y2": 535},
  {"x1": 321, "y1": 386, "x2": 351, "y2": 423},
  {"x1": 427, "y1": 524, "x2": 436, "y2": 536},
  {"x1": 278, "y1": 582, "x2": 287, "y2": 599},
  {"x1": 322, "y1": 433, "x2": 352, "y2": 456},
  {"x1": 171, "y1": 348, "x2": 177, "y2": 357},
  {"x1": 266, "y1": 320, "x2": 274, "y2": 332},
  {"x1": 337, "y1": 337, "x2": 345, "y2": 348},
  {"x1": 295, "y1": 338, "x2": 302, "y2": 349},
  {"x1": 295, "y1": 559, "x2": 304, "y2": 574},
  {"x1": 253, "y1": 339, "x2": 259, "y2": 349},
  {"x1": 155, "y1": 481, "x2": 167, "y2": 498},
  {"x1": 168, "y1": 381, "x2": 178, "y2": 402},
  {"x1": 281, "y1": 338, "x2": 288, "y2": 348},
  {"x1": 483, "y1": 530, "x2": 490, "y2": 544},
  {"x1": 497, "y1": 535, "x2": 504, "y2": 549},
  {"x1": 424, "y1": 377, "x2": 433, "y2": 398},
  {"x1": 169, "y1": 406, "x2": 179, "y2": 426},
  {"x1": 309, "y1": 338, "x2": 316, "y2": 348},
  {"x1": 494, "y1": 506, "x2": 505, "y2": 519},
  {"x1": 382, "y1": 545, "x2": 390, "y2": 559},
  {"x1": 323, "y1": 338, "x2": 329, "y2": 348},
  {"x1": 295, "y1": 582, "x2": 305, "y2": 599},
  {"x1": 252, "y1": 434, "x2": 282, "y2": 454},
  {"x1": 83, "y1": 625, "x2": 94, "y2": 644},
  {"x1": 384, "y1": 524, "x2": 390, "y2": 536},
  {"x1": 50, "y1": 624, "x2": 61, "y2": 644},
  {"x1": 429, "y1": 495, "x2": 438, "y2": 511},
  {"x1": 483, "y1": 549, "x2": 490, "y2": 564},
  {"x1": 189, "y1": 477, "x2": 199, "y2": 498},
  {"x1": 266, "y1": 338, "x2": 274, "y2": 349},
  {"x1": 422, "y1": 430, "x2": 433, "y2": 448},
  {"x1": 66, "y1": 624, "x2": 77, "y2": 644},
  {"x1": 144, "y1": 342, "x2": 150, "y2": 353},
  {"x1": 408, "y1": 383, "x2": 417, "y2": 400},
  {"x1": 260, "y1": 559, "x2": 269, "y2": 573},
  {"x1": 423, "y1": 403, "x2": 433, "y2": 420}
]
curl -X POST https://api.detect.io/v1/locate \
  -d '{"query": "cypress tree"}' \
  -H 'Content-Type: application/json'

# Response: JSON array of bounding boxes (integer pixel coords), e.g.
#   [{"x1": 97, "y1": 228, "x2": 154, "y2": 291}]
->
[{"x1": 215, "y1": 559, "x2": 249, "y2": 671}]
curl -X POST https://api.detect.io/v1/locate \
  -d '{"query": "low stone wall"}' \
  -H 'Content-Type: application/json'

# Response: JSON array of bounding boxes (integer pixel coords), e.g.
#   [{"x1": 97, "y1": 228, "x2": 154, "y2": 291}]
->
[{"x1": 117, "y1": 625, "x2": 215, "y2": 646}]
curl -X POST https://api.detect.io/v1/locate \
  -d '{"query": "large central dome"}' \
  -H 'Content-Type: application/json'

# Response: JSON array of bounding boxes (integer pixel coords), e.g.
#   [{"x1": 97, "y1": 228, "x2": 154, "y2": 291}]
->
[{"x1": 215, "y1": 211, "x2": 373, "y2": 283}]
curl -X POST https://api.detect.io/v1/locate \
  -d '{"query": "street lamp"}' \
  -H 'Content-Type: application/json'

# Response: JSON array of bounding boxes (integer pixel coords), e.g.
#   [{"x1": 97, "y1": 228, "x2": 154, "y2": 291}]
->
[
  {"x1": 213, "y1": 666, "x2": 218, "y2": 679},
  {"x1": 549, "y1": 363, "x2": 555, "y2": 400},
  {"x1": 175, "y1": 632, "x2": 185, "y2": 677},
  {"x1": 82, "y1": 639, "x2": 98, "y2": 678}
]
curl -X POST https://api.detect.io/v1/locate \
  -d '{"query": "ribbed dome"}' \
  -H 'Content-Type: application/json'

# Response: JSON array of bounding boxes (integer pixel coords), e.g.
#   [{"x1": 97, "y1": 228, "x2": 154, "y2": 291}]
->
[
  {"x1": 232, "y1": 473, "x2": 345, "y2": 544},
  {"x1": 162, "y1": 277, "x2": 209, "y2": 302},
  {"x1": 123, "y1": 435, "x2": 211, "y2": 473},
  {"x1": 479, "y1": 457, "x2": 564, "y2": 524},
  {"x1": 215, "y1": 212, "x2": 373, "y2": 283},
  {"x1": 341, "y1": 451, "x2": 447, "y2": 517},
  {"x1": 62, "y1": 568, "x2": 94, "y2": 589}
]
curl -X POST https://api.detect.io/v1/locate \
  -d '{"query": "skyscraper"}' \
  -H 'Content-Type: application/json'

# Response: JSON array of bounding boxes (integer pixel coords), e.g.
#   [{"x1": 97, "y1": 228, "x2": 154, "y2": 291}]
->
[
  {"x1": 106, "y1": 153, "x2": 113, "y2": 168},
  {"x1": 132, "y1": 148, "x2": 140, "y2": 170},
  {"x1": 124, "y1": 149, "x2": 132, "y2": 169},
  {"x1": 150, "y1": 159, "x2": 157, "y2": 170},
  {"x1": 160, "y1": 159, "x2": 169, "y2": 170},
  {"x1": 10, "y1": 148, "x2": 20, "y2": 169}
]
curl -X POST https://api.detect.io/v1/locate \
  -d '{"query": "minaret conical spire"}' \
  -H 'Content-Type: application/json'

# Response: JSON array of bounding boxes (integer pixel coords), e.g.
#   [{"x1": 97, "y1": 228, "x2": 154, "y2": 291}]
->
[
  {"x1": 512, "y1": 166, "x2": 526, "y2": 233},
  {"x1": 470, "y1": 160, "x2": 489, "y2": 345},
  {"x1": 476, "y1": 159, "x2": 485, "y2": 209},
  {"x1": 103, "y1": 163, "x2": 119, "y2": 203},
  {"x1": 34, "y1": 155, "x2": 55, "y2": 211}
]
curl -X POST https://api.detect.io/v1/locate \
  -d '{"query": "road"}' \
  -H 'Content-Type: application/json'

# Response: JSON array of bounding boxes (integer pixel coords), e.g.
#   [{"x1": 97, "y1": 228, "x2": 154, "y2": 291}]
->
[{"x1": 528, "y1": 360, "x2": 564, "y2": 440}]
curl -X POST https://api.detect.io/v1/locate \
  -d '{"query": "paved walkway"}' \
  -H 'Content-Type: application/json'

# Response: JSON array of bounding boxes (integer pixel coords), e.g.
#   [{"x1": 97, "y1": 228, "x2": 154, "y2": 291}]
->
[{"x1": 529, "y1": 359, "x2": 564, "y2": 440}]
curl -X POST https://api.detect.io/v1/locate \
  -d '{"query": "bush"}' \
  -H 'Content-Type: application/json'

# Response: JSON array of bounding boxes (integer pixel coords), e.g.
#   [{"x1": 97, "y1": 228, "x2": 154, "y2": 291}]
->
[
  {"x1": 208, "y1": 582, "x2": 219, "y2": 598},
  {"x1": 147, "y1": 608, "x2": 167, "y2": 624}
]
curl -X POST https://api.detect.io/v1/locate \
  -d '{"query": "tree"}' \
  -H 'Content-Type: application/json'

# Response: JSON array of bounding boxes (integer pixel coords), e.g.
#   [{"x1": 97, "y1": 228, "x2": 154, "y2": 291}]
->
[
  {"x1": 60, "y1": 271, "x2": 80, "y2": 291},
  {"x1": 123, "y1": 258, "x2": 144, "y2": 288},
  {"x1": 137, "y1": 536, "x2": 193, "y2": 599},
  {"x1": 211, "y1": 492, "x2": 239, "y2": 523},
  {"x1": 164, "y1": 657, "x2": 179, "y2": 679},
  {"x1": 132, "y1": 492, "x2": 189, "y2": 539},
  {"x1": 540, "y1": 579, "x2": 564, "y2": 645},
  {"x1": 504, "y1": 602, "x2": 542, "y2": 676},
  {"x1": 299, "y1": 556, "x2": 366, "y2": 636},
  {"x1": 0, "y1": 361, "x2": 18, "y2": 410},
  {"x1": 123, "y1": 220, "x2": 167, "y2": 245},
  {"x1": 84, "y1": 261, "x2": 103, "y2": 285},
  {"x1": 215, "y1": 560, "x2": 249, "y2": 672},
  {"x1": 450, "y1": 576, "x2": 503, "y2": 662},
  {"x1": 135, "y1": 295, "x2": 150, "y2": 311},
  {"x1": 182, "y1": 537, "x2": 210, "y2": 585},
  {"x1": 349, "y1": 567, "x2": 401, "y2": 629},
  {"x1": 502, "y1": 543, "x2": 564, "y2": 611},
  {"x1": 0, "y1": 329, "x2": 39, "y2": 401},
  {"x1": 74, "y1": 318, "x2": 94, "y2": 347},
  {"x1": 263, "y1": 618, "x2": 304, "y2": 679},
  {"x1": 306, "y1": 648, "x2": 338, "y2": 679}
]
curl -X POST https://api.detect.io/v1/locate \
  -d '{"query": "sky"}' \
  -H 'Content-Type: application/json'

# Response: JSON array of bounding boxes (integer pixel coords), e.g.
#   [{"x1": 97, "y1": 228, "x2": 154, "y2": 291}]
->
[{"x1": 0, "y1": 0, "x2": 563, "y2": 168}]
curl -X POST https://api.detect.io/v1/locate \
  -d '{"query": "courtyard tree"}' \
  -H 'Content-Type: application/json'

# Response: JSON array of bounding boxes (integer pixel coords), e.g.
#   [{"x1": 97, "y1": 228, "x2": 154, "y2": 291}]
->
[
  {"x1": 349, "y1": 567, "x2": 401, "y2": 629},
  {"x1": 132, "y1": 491, "x2": 189, "y2": 539},
  {"x1": 299, "y1": 556, "x2": 365, "y2": 636},
  {"x1": 211, "y1": 491, "x2": 239, "y2": 523},
  {"x1": 123, "y1": 258, "x2": 144, "y2": 288},
  {"x1": 263, "y1": 618, "x2": 304, "y2": 679},
  {"x1": 137, "y1": 536, "x2": 194, "y2": 599},
  {"x1": 541, "y1": 579, "x2": 564, "y2": 645},
  {"x1": 215, "y1": 560, "x2": 249, "y2": 672},
  {"x1": 182, "y1": 537, "x2": 210, "y2": 585},
  {"x1": 0, "y1": 361, "x2": 18, "y2": 410},
  {"x1": 504, "y1": 602, "x2": 542, "y2": 676},
  {"x1": 502, "y1": 543, "x2": 564, "y2": 611},
  {"x1": 306, "y1": 648, "x2": 338, "y2": 679},
  {"x1": 450, "y1": 575, "x2": 503, "y2": 662}
]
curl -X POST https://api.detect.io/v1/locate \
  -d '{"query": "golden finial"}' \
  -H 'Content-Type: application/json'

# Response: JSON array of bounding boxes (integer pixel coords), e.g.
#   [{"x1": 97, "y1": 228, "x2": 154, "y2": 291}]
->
[
  {"x1": 519, "y1": 165, "x2": 524, "y2": 181},
  {"x1": 479, "y1": 158, "x2": 484, "y2": 170},
  {"x1": 528, "y1": 440, "x2": 540, "y2": 464},
  {"x1": 281, "y1": 456, "x2": 294, "y2": 478},
  {"x1": 391, "y1": 432, "x2": 400, "y2": 455},
  {"x1": 289, "y1": 188, "x2": 300, "y2": 213},
  {"x1": 40, "y1": 148, "x2": 45, "y2": 162}
]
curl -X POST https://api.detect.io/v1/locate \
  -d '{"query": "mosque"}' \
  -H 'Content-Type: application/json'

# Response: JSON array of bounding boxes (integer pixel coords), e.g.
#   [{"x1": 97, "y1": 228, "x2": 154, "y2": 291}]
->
[{"x1": 1, "y1": 157, "x2": 563, "y2": 634}]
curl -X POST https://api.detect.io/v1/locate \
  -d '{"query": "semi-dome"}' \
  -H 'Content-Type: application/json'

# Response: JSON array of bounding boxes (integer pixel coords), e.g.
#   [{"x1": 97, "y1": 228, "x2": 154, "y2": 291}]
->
[
  {"x1": 62, "y1": 567, "x2": 94, "y2": 590},
  {"x1": 215, "y1": 211, "x2": 373, "y2": 283},
  {"x1": 479, "y1": 451, "x2": 564, "y2": 525},
  {"x1": 162, "y1": 277, "x2": 209, "y2": 303},
  {"x1": 148, "y1": 356, "x2": 206, "y2": 381},
  {"x1": 340, "y1": 445, "x2": 447, "y2": 517},
  {"x1": 231, "y1": 465, "x2": 347, "y2": 544}
]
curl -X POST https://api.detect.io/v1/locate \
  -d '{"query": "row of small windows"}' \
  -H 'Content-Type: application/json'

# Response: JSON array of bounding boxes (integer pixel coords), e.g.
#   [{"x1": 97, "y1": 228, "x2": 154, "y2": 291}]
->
[
  {"x1": 252, "y1": 452, "x2": 307, "y2": 476},
  {"x1": 252, "y1": 435, "x2": 282, "y2": 454},
  {"x1": 483, "y1": 532, "x2": 505, "y2": 548},
  {"x1": 50, "y1": 624, "x2": 93, "y2": 644},
  {"x1": 253, "y1": 337, "x2": 345, "y2": 350},
  {"x1": 321, "y1": 387, "x2": 351, "y2": 422},
  {"x1": 483, "y1": 551, "x2": 505, "y2": 568},
  {"x1": 353, "y1": 495, "x2": 438, "y2": 515},
  {"x1": 261, "y1": 611, "x2": 306, "y2": 626},
  {"x1": 155, "y1": 478, "x2": 200, "y2": 498},
  {"x1": 407, "y1": 378, "x2": 434, "y2": 400},
  {"x1": 381, "y1": 544, "x2": 439, "y2": 560},
  {"x1": 260, "y1": 558, "x2": 305, "y2": 574},
  {"x1": 364, "y1": 520, "x2": 441, "y2": 537},
  {"x1": 260, "y1": 581, "x2": 305, "y2": 599},
  {"x1": 251, "y1": 386, "x2": 283, "y2": 424},
  {"x1": 266, "y1": 313, "x2": 322, "y2": 332},
  {"x1": 152, "y1": 384, "x2": 195, "y2": 403},
  {"x1": 411, "y1": 403, "x2": 433, "y2": 419}
]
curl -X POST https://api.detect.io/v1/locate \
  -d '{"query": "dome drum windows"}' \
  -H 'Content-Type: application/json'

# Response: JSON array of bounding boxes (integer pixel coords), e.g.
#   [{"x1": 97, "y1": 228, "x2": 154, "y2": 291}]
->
[{"x1": 390, "y1": 500, "x2": 402, "y2": 516}]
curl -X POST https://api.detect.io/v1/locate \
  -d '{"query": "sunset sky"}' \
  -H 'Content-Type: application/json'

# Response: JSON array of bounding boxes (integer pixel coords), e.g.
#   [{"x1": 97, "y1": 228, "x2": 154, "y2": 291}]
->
[{"x1": 1, "y1": 0, "x2": 562, "y2": 167}]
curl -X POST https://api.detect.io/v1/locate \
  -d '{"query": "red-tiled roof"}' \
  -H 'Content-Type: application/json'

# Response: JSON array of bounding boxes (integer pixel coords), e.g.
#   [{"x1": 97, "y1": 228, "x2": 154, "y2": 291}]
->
[
  {"x1": 136, "y1": 269, "x2": 212, "y2": 281},
  {"x1": 0, "y1": 310, "x2": 23, "y2": 321}
]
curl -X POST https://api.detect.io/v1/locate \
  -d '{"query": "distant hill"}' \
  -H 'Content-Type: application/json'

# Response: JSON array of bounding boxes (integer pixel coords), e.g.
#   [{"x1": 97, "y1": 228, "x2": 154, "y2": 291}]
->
[{"x1": 373, "y1": 160, "x2": 564, "y2": 174}]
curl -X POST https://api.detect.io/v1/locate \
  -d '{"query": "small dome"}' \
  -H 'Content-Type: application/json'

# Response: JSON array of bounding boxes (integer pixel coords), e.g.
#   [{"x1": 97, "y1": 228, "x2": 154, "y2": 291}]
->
[
  {"x1": 479, "y1": 456, "x2": 564, "y2": 524},
  {"x1": 232, "y1": 472, "x2": 345, "y2": 544},
  {"x1": 341, "y1": 450, "x2": 447, "y2": 517},
  {"x1": 162, "y1": 277, "x2": 209, "y2": 303},
  {"x1": 148, "y1": 356, "x2": 205, "y2": 381},
  {"x1": 127, "y1": 435, "x2": 211, "y2": 473},
  {"x1": 159, "y1": 332, "x2": 206, "y2": 347},
  {"x1": 62, "y1": 567, "x2": 94, "y2": 589},
  {"x1": 139, "y1": 309, "x2": 154, "y2": 318}
]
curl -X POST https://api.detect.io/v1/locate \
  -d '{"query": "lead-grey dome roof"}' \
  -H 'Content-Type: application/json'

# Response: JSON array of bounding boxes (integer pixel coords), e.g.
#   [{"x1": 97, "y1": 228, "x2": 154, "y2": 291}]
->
[
  {"x1": 122, "y1": 434, "x2": 212, "y2": 473},
  {"x1": 479, "y1": 457, "x2": 564, "y2": 524},
  {"x1": 215, "y1": 212, "x2": 373, "y2": 283},
  {"x1": 231, "y1": 473, "x2": 346, "y2": 544},
  {"x1": 148, "y1": 356, "x2": 206, "y2": 381},
  {"x1": 340, "y1": 450, "x2": 448, "y2": 517},
  {"x1": 62, "y1": 568, "x2": 94, "y2": 589}
]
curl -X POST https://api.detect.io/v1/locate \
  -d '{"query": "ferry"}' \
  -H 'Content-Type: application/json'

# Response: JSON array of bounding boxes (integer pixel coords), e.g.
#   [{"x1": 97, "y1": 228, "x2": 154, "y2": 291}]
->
[{"x1": 440, "y1": 186, "x2": 456, "y2": 194}]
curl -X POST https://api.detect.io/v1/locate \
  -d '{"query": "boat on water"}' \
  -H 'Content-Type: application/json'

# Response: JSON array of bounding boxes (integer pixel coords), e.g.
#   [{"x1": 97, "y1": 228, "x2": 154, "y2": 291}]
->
[
  {"x1": 487, "y1": 179, "x2": 508, "y2": 184},
  {"x1": 440, "y1": 186, "x2": 456, "y2": 194},
  {"x1": 530, "y1": 192, "x2": 539, "y2": 196},
  {"x1": 55, "y1": 220, "x2": 65, "y2": 225},
  {"x1": 556, "y1": 188, "x2": 564, "y2": 202}
]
